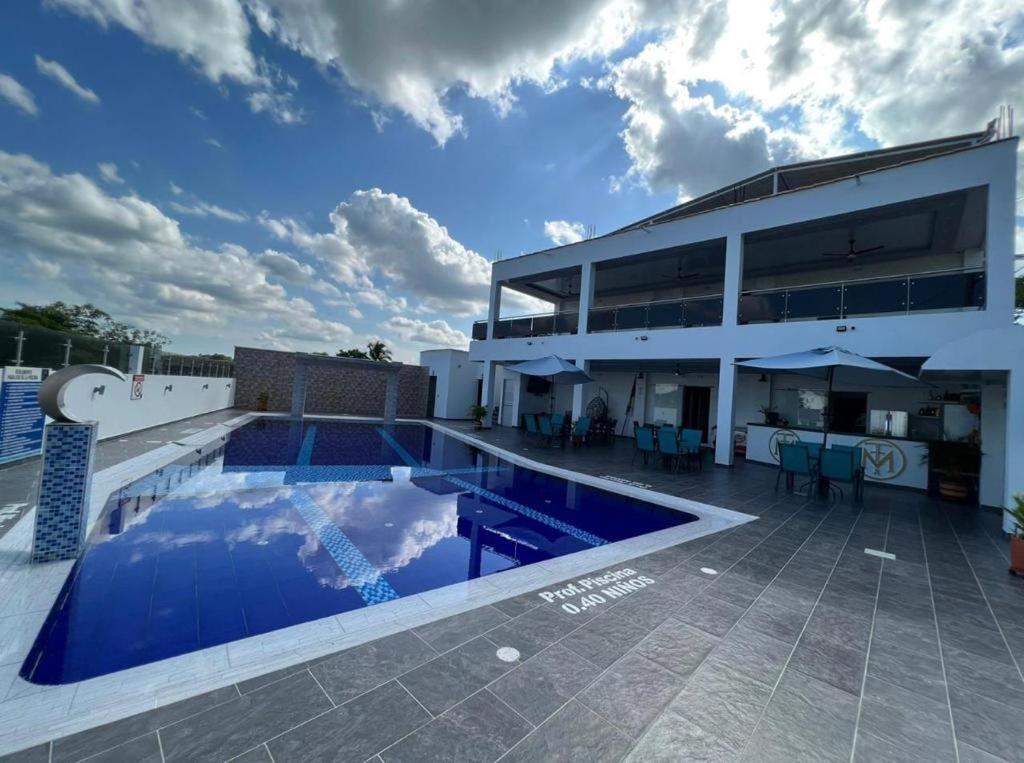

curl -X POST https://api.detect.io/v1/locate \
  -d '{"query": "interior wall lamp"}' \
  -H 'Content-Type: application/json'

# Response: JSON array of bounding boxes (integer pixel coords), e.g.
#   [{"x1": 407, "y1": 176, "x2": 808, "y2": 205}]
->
[
  {"x1": 164, "y1": 384, "x2": 174, "y2": 393},
  {"x1": 91, "y1": 385, "x2": 105, "y2": 396}
]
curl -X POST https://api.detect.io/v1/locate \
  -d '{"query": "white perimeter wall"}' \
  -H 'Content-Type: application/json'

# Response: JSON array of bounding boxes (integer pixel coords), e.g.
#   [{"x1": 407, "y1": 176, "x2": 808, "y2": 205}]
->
[
  {"x1": 420, "y1": 349, "x2": 480, "y2": 419},
  {"x1": 61, "y1": 373, "x2": 235, "y2": 440}
]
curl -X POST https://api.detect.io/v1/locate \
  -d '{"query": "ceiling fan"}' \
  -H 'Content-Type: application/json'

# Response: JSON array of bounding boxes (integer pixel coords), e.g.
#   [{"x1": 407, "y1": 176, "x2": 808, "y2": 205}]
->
[
  {"x1": 822, "y1": 237, "x2": 885, "y2": 263},
  {"x1": 672, "y1": 258, "x2": 700, "y2": 282}
]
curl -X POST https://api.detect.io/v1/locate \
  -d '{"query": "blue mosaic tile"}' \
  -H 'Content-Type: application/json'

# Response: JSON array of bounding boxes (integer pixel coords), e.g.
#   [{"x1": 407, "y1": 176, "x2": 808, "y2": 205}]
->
[{"x1": 32, "y1": 422, "x2": 97, "y2": 563}]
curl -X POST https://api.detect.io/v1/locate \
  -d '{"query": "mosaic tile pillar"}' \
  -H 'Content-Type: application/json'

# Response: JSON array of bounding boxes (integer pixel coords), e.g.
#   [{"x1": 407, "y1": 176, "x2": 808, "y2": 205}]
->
[{"x1": 31, "y1": 422, "x2": 98, "y2": 563}]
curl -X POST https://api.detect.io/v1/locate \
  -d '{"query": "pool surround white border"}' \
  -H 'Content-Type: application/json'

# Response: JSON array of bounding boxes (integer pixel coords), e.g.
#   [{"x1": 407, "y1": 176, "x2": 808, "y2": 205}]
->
[{"x1": 0, "y1": 413, "x2": 753, "y2": 755}]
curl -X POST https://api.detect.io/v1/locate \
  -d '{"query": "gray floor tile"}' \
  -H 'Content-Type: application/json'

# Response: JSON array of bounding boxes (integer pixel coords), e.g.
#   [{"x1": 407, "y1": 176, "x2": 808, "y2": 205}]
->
[
  {"x1": 675, "y1": 593, "x2": 747, "y2": 637},
  {"x1": 267, "y1": 681, "x2": 428, "y2": 763},
  {"x1": 160, "y1": 672, "x2": 333, "y2": 762},
  {"x1": 51, "y1": 684, "x2": 241, "y2": 762},
  {"x1": 236, "y1": 663, "x2": 308, "y2": 695},
  {"x1": 491, "y1": 591, "x2": 541, "y2": 618},
  {"x1": 744, "y1": 669, "x2": 858, "y2": 762},
  {"x1": 705, "y1": 574, "x2": 766, "y2": 607},
  {"x1": 871, "y1": 609, "x2": 940, "y2": 658},
  {"x1": 399, "y1": 636, "x2": 514, "y2": 715},
  {"x1": 626, "y1": 710, "x2": 738, "y2": 762},
  {"x1": 0, "y1": 745, "x2": 49, "y2": 763},
  {"x1": 606, "y1": 587, "x2": 679, "y2": 630},
  {"x1": 230, "y1": 746, "x2": 273, "y2": 762},
  {"x1": 789, "y1": 630, "x2": 866, "y2": 695},
  {"x1": 957, "y1": 740, "x2": 1011, "y2": 762},
  {"x1": 866, "y1": 638, "x2": 947, "y2": 704},
  {"x1": 489, "y1": 644, "x2": 601, "y2": 726},
  {"x1": 857, "y1": 676, "x2": 955, "y2": 761},
  {"x1": 578, "y1": 653, "x2": 685, "y2": 738},
  {"x1": 707, "y1": 623, "x2": 792, "y2": 686},
  {"x1": 559, "y1": 611, "x2": 651, "y2": 668},
  {"x1": 669, "y1": 660, "x2": 772, "y2": 752},
  {"x1": 633, "y1": 617, "x2": 719, "y2": 678},
  {"x1": 942, "y1": 644, "x2": 1024, "y2": 708},
  {"x1": 309, "y1": 630, "x2": 437, "y2": 704},
  {"x1": 412, "y1": 606, "x2": 509, "y2": 652},
  {"x1": 804, "y1": 603, "x2": 873, "y2": 648},
  {"x1": 87, "y1": 734, "x2": 162, "y2": 763},
  {"x1": 936, "y1": 615, "x2": 1015, "y2": 665},
  {"x1": 739, "y1": 597, "x2": 808, "y2": 643},
  {"x1": 380, "y1": 689, "x2": 531, "y2": 762},
  {"x1": 501, "y1": 700, "x2": 630, "y2": 763},
  {"x1": 854, "y1": 730, "x2": 926, "y2": 762},
  {"x1": 949, "y1": 684, "x2": 1023, "y2": 761},
  {"x1": 485, "y1": 604, "x2": 579, "y2": 659}
]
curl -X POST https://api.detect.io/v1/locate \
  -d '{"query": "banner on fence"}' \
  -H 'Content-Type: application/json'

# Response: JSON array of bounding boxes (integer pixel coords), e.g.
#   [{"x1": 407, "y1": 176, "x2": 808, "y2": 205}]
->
[{"x1": 0, "y1": 366, "x2": 46, "y2": 465}]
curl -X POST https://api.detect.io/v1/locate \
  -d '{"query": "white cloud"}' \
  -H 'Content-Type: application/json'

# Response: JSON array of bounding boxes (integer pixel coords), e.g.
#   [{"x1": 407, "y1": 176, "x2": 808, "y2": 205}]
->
[
  {"x1": 169, "y1": 181, "x2": 184, "y2": 195},
  {"x1": 97, "y1": 162, "x2": 124, "y2": 184},
  {"x1": 602, "y1": 0, "x2": 1024, "y2": 198},
  {"x1": 256, "y1": 249, "x2": 314, "y2": 282},
  {"x1": 34, "y1": 55, "x2": 100, "y2": 103},
  {"x1": 544, "y1": 220, "x2": 586, "y2": 246},
  {"x1": 0, "y1": 74, "x2": 38, "y2": 116},
  {"x1": 385, "y1": 316, "x2": 470, "y2": 349},
  {"x1": 189, "y1": 105, "x2": 206, "y2": 120},
  {"x1": 204, "y1": 137, "x2": 224, "y2": 149},
  {"x1": 169, "y1": 199, "x2": 248, "y2": 223},
  {"x1": 0, "y1": 149, "x2": 351, "y2": 349}
]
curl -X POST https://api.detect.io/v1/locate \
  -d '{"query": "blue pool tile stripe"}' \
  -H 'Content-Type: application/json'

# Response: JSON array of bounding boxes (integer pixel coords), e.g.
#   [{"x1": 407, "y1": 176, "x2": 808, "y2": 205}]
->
[
  {"x1": 288, "y1": 488, "x2": 399, "y2": 605},
  {"x1": 375, "y1": 427, "x2": 420, "y2": 467},
  {"x1": 296, "y1": 425, "x2": 317, "y2": 466},
  {"x1": 442, "y1": 475, "x2": 608, "y2": 548}
]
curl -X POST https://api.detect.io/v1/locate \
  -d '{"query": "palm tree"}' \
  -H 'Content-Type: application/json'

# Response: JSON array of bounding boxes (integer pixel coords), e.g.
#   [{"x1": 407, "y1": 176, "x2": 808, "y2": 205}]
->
[{"x1": 366, "y1": 340, "x2": 392, "y2": 362}]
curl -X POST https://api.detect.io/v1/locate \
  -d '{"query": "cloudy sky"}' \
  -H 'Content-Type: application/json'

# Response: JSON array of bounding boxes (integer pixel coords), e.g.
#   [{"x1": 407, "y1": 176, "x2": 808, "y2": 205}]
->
[{"x1": 0, "y1": 1, "x2": 1021, "y2": 361}]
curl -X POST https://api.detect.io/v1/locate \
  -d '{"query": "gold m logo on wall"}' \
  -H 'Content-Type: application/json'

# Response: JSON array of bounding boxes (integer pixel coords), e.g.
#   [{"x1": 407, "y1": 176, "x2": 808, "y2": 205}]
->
[
  {"x1": 856, "y1": 438, "x2": 907, "y2": 480},
  {"x1": 768, "y1": 429, "x2": 801, "y2": 463}
]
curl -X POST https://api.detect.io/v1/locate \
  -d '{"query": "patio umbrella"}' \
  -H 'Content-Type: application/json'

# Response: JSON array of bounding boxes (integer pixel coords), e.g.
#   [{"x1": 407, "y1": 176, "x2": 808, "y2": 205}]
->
[
  {"x1": 735, "y1": 345, "x2": 924, "y2": 451},
  {"x1": 507, "y1": 355, "x2": 593, "y2": 385}
]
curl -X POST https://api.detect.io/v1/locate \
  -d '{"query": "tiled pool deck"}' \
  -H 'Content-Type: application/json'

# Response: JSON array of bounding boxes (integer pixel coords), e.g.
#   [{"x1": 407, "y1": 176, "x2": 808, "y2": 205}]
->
[{"x1": 2, "y1": 417, "x2": 1023, "y2": 761}]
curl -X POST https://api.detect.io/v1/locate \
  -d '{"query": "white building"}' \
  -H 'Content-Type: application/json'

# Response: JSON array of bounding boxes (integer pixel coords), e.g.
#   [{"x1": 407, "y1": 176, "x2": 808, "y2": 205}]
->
[
  {"x1": 466, "y1": 122, "x2": 1023, "y2": 519},
  {"x1": 419, "y1": 349, "x2": 482, "y2": 419}
]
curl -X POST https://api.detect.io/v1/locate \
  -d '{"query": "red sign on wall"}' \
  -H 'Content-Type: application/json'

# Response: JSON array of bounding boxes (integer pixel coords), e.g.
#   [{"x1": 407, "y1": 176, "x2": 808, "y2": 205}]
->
[{"x1": 130, "y1": 374, "x2": 144, "y2": 401}]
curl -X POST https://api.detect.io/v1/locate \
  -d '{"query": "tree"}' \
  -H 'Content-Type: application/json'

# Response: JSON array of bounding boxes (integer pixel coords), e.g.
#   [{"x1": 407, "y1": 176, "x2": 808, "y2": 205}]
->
[
  {"x1": 1, "y1": 301, "x2": 170, "y2": 346},
  {"x1": 366, "y1": 340, "x2": 392, "y2": 362},
  {"x1": 336, "y1": 347, "x2": 369, "y2": 359},
  {"x1": 335, "y1": 341, "x2": 393, "y2": 361}
]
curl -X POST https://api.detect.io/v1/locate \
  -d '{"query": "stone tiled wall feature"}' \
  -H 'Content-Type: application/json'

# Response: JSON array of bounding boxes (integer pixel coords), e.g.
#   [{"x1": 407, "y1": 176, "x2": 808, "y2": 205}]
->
[
  {"x1": 233, "y1": 347, "x2": 429, "y2": 417},
  {"x1": 31, "y1": 422, "x2": 98, "y2": 563}
]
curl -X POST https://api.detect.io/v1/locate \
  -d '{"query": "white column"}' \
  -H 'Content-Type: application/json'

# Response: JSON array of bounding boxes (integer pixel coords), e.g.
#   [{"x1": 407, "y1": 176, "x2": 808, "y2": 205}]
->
[
  {"x1": 721, "y1": 233, "x2": 743, "y2": 327},
  {"x1": 980, "y1": 381, "x2": 1006, "y2": 509},
  {"x1": 1004, "y1": 368, "x2": 1024, "y2": 533},
  {"x1": 486, "y1": 280, "x2": 502, "y2": 340},
  {"x1": 480, "y1": 360, "x2": 497, "y2": 428},
  {"x1": 577, "y1": 263, "x2": 596, "y2": 335},
  {"x1": 715, "y1": 358, "x2": 737, "y2": 466},
  {"x1": 571, "y1": 360, "x2": 591, "y2": 420}
]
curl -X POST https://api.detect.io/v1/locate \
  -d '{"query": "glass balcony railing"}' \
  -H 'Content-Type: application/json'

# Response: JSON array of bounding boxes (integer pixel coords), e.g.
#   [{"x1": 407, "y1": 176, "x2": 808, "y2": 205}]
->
[
  {"x1": 738, "y1": 269, "x2": 985, "y2": 324},
  {"x1": 587, "y1": 295, "x2": 724, "y2": 333},
  {"x1": 472, "y1": 311, "x2": 578, "y2": 340}
]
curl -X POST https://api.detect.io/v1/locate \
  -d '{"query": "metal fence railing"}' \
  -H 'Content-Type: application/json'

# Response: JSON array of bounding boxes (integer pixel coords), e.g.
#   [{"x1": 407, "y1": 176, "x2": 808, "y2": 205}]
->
[
  {"x1": 147, "y1": 350, "x2": 234, "y2": 378},
  {"x1": 2, "y1": 320, "x2": 234, "y2": 378}
]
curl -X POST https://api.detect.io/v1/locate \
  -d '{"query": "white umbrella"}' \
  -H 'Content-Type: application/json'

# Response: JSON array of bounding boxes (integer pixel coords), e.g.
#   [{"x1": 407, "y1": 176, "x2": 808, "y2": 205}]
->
[{"x1": 735, "y1": 345, "x2": 924, "y2": 451}]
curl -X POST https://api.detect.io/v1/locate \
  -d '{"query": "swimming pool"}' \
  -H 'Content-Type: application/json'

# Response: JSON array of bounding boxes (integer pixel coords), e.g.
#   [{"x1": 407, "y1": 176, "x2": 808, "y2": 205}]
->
[{"x1": 21, "y1": 419, "x2": 697, "y2": 684}]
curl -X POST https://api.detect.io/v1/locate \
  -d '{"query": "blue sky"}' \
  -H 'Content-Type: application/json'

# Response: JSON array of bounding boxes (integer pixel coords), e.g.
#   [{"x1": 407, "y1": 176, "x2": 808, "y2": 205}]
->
[{"x1": 0, "y1": 1, "x2": 1020, "y2": 360}]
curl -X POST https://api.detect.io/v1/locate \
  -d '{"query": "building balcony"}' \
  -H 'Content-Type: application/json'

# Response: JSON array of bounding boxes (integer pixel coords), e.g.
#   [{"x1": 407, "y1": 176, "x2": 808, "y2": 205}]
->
[
  {"x1": 472, "y1": 310, "x2": 578, "y2": 340},
  {"x1": 587, "y1": 295, "x2": 724, "y2": 332},
  {"x1": 738, "y1": 268, "x2": 985, "y2": 324}
]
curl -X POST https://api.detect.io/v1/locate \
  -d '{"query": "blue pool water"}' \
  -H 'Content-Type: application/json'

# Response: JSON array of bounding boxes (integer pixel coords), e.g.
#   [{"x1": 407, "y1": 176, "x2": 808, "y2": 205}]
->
[{"x1": 21, "y1": 420, "x2": 696, "y2": 684}]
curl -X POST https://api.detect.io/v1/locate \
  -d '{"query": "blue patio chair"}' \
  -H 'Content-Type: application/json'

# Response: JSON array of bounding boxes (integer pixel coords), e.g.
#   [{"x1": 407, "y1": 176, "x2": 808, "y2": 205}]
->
[
  {"x1": 537, "y1": 414, "x2": 558, "y2": 446},
  {"x1": 827, "y1": 444, "x2": 864, "y2": 501},
  {"x1": 632, "y1": 425, "x2": 657, "y2": 466},
  {"x1": 571, "y1": 416, "x2": 591, "y2": 446},
  {"x1": 819, "y1": 447, "x2": 860, "y2": 502},
  {"x1": 680, "y1": 428, "x2": 703, "y2": 471},
  {"x1": 551, "y1": 413, "x2": 566, "y2": 439},
  {"x1": 657, "y1": 427, "x2": 684, "y2": 471},
  {"x1": 523, "y1": 413, "x2": 539, "y2": 436},
  {"x1": 776, "y1": 443, "x2": 817, "y2": 494}
]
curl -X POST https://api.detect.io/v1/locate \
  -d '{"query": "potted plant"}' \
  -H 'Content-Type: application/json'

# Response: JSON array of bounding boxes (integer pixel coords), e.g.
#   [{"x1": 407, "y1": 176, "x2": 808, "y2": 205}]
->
[
  {"x1": 256, "y1": 390, "x2": 270, "y2": 412},
  {"x1": 469, "y1": 404, "x2": 488, "y2": 429},
  {"x1": 759, "y1": 404, "x2": 780, "y2": 427},
  {"x1": 1007, "y1": 494, "x2": 1024, "y2": 575},
  {"x1": 926, "y1": 441, "x2": 980, "y2": 503}
]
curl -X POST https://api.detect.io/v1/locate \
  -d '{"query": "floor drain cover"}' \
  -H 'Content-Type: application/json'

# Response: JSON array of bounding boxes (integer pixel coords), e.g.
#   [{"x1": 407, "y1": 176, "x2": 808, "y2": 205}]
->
[
  {"x1": 700, "y1": 567, "x2": 718, "y2": 576},
  {"x1": 864, "y1": 548, "x2": 896, "y2": 560},
  {"x1": 496, "y1": 647, "x2": 521, "y2": 663}
]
